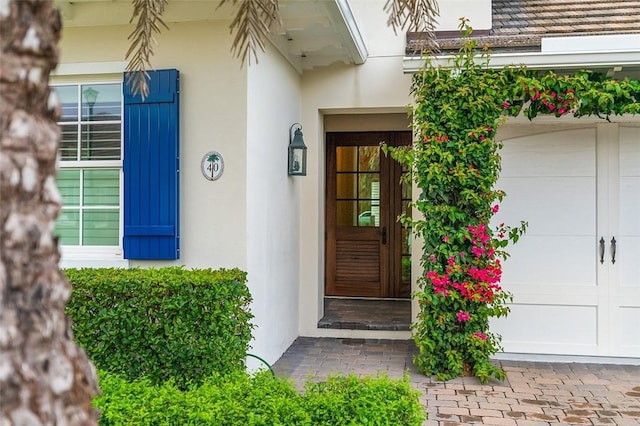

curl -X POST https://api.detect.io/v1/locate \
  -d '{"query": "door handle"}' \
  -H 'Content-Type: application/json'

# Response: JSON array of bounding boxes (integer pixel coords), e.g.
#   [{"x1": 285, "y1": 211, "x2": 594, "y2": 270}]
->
[
  {"x1": 599, "y1": 237, "x2": 605, "y2": 264},
  {"x1": 611, "y1": 237, "x2": 616, "y2": 264},
  {"x1": 381, "y1": 227, "x2": 387, "y2": 245}
]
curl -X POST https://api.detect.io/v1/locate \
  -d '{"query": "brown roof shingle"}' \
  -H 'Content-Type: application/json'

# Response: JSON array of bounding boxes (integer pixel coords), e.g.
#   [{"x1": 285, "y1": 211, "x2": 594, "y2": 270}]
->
[{"x1": 407, "y1": 0, "x2": 640, "y2": 54}]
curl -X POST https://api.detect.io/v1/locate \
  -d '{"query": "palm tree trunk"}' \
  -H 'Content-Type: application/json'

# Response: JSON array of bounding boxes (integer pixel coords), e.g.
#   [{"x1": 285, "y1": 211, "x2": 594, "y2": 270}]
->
[{"x1": 0, "y1": 1, "x2": 99, "y2": 424}]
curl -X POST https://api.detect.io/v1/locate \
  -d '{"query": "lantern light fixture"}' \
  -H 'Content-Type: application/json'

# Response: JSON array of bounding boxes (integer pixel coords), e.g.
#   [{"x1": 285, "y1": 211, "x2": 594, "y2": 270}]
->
[{"x1": 288, "y1": 123, "x2": 307, "y2": 176}]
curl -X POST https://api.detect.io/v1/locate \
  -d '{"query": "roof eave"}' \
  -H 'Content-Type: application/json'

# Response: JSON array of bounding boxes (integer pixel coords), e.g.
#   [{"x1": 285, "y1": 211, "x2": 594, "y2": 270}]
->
[
  {"x1": 403, "y1": 50, "x2": 640, "y2": 73},
  {"x1": 325, "y1": 0, "x2": 368, "y2": 65}
]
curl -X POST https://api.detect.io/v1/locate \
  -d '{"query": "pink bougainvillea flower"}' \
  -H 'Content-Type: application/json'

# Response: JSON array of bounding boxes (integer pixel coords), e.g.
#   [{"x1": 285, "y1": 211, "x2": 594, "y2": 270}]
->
[
  {"x1": 472, "y1": 246, "x2": 485, "y2": 258},
  {"x1": 558, "y1": 107, "x2": 568, "y2": 115},
  {"x1": 456, "y1": 311, "x2": 471, "y2": 322},
  {"x1": 491, "y1": 204, "x2": 500, "y2": 214},
  {"x1": 427, "y1": 270, "x2": 450, "y2": 296},
  {"x1": 473, "y1": 332, "x2": 487, "y2": 341},
  {"x1": 502, "y1": 101, "x2": 510, "y2": 109},
  {"x1": 548, "y1": 104, "x2": 556, "y2": 111},
  {"x1": 442, "y1": 235, "x2": 449, "y2": 243}
]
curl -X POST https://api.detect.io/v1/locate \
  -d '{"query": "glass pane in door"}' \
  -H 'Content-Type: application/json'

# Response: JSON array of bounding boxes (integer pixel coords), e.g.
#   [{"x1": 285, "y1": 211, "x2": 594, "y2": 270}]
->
[{"x1": 336, "y1": 145, "x2": 380, "y2": 227}]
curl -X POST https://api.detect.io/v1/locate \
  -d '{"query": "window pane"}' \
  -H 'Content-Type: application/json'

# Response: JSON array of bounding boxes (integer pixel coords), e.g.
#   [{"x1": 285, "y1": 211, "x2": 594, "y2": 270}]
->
[
  {"x1": 402, "y1": 175, "x2": 412, "y2": 199},
  {"x1": 83, "y1": 210, "x2": 119, "y2": 245},
  {"x1": 336, "y1": 147, "x2": 357, "y2": 172},
  {"x1": 361, "y1": 200, "x2": 379, "y2": 227},
  {"x1": 402, "y1": 227, "x2": 412, "y2": 255},
  {"x1": 358, "y1": 174, "x2": 380, "y2": 200},
  {"x1": 55, "y1": 210, "x2": 79, "y2": 245},
  {"x1": 59, "y1": 124, "x2": 78, "y2": 160},
  {"x1": 336, "y1": 173, "x2": 357, "y2": 199},
  {"x1": 401, "y1": 255, "x2": 411, "y2": 283},
  {"x1": 57, "y1": 170, "x2": 80, "y2": 206},
  {"x1": 54, "y1": 85, "x2": 78, "y2": 122},
  {"x1": 82, "y1": 84, "x2": 121, "y2": 121},
  {"x1": 83, "y1": 169, "x2": 119, "y2": 206},
  {"x1": 81, "y1": 123, "x2": 121, "y2": 160},
  {"x1": 358, "y1": 146, "x2": 379, "y2": 171},
  {"x1": 336, "y1": 200, "x2": 357, "y2": 226},
  {"x1": 403, "y1": 200, "x2": 412, "y2": 218}
]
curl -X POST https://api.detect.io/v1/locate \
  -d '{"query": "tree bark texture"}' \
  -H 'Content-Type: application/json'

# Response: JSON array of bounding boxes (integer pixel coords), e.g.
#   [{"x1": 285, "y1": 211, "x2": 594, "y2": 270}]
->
[{"x1": 0, "y1": 1, "x2": 99, "y2": 424}]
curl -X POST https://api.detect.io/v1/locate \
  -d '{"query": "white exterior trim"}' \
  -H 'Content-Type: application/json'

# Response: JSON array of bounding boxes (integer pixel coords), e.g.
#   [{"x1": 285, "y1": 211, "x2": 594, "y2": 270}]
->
[
  {"x1": 328, "y1": 0, "x2": 368, "y2": 65},
  {"x1": 494, "y1": 352, "x2": 640, "y2": 366},
  {"x1": 53, "y1": 61, "x2": 127, "y2": 76},
  {"x1": 542, "y1": 34, "x2": 640, "y2": 53},
  {"x1": 403, "y1": 50, "x2": 640, "y2": 73},
  {"x1": 59, "y1": 246, "x2": 129, "y2": 269}
]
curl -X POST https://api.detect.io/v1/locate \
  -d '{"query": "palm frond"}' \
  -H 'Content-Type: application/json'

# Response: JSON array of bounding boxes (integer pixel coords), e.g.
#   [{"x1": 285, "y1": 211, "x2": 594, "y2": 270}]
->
[
  {"x1": 125, "y1": 0, "x2": 169, "y2": 98},
  {"x1": 384, "y1": 0, "x2": 439, "y2": 52},
  {"x1": 219, "y1": 0, "x2": 280, "y2": 66}
]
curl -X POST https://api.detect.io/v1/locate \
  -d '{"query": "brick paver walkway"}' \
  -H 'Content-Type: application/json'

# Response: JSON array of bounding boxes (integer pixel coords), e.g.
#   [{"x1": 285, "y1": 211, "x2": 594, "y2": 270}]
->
[{"x1": 272, "y1": 337, "x2": 640, "y2": 425}]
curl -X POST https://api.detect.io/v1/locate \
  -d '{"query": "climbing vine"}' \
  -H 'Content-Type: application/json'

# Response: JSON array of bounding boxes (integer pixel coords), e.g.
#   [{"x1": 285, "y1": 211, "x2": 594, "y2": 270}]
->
[{"x1": 385, "y1": 19, "x2": 640, "y2": 382}]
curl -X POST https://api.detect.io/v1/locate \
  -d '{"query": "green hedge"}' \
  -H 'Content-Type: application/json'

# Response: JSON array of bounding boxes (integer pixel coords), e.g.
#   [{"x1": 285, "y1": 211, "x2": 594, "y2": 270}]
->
[
  {"x1": 303, "y1": 375, "x2": 425, "y2": 425},
  {"x1": 65, "y1": 267, "x2": 253, "y2": 388},
  {"x1": 94, "y1": 371, "x2": 426, "y2": 426}
]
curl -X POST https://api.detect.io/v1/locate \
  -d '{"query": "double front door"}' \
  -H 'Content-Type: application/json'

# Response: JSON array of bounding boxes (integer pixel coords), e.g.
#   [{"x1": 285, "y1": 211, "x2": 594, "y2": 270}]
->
[{"x1": 325, "y1": 132, "x2": 412, "y2": 298}]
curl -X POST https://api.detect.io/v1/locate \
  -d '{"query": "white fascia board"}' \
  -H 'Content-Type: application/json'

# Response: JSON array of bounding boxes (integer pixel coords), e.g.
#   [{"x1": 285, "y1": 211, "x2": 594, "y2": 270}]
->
[
  {"x1": 542, "y1": 34, "x2": 640, "y2": 53},
  {"x1": 403, "y1": 50, "x2": 640, "y2": 73},
  {"x1": 326, "y1": 0, "x2": 368, "y2": 65}
]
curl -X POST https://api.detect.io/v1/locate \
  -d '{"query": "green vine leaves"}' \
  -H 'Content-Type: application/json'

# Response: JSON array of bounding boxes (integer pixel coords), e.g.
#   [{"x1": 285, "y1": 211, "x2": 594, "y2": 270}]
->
[{"x1": 385, "y1": 18, "x2": 638, "y2": 382}]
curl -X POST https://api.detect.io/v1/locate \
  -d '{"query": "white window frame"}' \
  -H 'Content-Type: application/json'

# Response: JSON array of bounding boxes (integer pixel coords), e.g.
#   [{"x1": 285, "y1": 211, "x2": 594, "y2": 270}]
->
[{"x1": 52, "y1": 70, "x2": 129, "y2": 268}]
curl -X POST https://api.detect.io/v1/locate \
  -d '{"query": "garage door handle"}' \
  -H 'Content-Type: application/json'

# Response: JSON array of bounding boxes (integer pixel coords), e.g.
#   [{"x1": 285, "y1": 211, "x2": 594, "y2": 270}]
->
[
  {"x1": 611, "y1": 237, "x2": 616, "y2": 264},
  {"x1": 599, "y1": 237, "x2": 605, "y2": 264},
  {"x1": 381, "y1": 227, "x2": 387, "y2": 245}
]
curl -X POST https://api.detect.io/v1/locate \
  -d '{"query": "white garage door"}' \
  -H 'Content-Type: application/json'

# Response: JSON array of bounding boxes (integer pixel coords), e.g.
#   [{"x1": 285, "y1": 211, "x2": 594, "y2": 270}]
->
[{"x1": 492, "y1": 122, "x2": 640, "y2": 358}]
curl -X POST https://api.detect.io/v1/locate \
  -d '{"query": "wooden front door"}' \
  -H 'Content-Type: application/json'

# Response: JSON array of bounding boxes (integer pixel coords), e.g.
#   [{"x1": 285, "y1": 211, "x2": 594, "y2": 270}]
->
[{"x1": 325, "y1": 131, "x2": 412, "y2": 298}]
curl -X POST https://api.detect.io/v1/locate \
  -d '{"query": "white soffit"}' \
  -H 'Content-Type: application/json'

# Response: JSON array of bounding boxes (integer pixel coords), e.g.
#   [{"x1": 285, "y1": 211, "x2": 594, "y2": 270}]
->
[{"x1": 271, "y1": 0, "x2": 368, "y2": 73}]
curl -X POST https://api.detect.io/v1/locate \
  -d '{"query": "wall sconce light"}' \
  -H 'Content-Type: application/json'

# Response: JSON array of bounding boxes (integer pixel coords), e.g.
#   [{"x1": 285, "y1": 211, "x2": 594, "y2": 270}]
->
[{"x1": 288, "y1": 123, "x2": 307, "y2": 176}]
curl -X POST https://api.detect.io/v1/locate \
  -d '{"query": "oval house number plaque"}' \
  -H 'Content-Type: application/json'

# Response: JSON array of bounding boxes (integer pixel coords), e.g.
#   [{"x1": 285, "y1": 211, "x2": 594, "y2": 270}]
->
[{"x1": 201, "y1": 151, "x2": 224, "y2": 181}]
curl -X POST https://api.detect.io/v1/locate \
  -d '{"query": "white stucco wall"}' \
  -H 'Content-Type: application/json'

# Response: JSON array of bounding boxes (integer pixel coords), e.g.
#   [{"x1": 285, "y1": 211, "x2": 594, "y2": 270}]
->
[
  {"x1": 55, "y1": 18, "x2": 302, "y2": 367},
  {"x1": 245, "y1": 43, "x2": 302, "y2": 367},
  {"x1": 298, "y1": 0, "x2": 414, "y2": 339},
  {"x1": 435, "y1": 0, "x2": 492, "y2": 31},
  {"x1": 55, "y1": 21, "x2": 249, "y2": 270}
]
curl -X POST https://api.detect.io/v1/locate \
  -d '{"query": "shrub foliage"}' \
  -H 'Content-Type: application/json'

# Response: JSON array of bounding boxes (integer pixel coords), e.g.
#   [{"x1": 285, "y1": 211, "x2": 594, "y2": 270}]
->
[
  {"x1": 65, "y1": 267, "x2": 253, "y2": 387},
  {"x1": 94, "y1": 370, "x2": 426, "y2": 426}
]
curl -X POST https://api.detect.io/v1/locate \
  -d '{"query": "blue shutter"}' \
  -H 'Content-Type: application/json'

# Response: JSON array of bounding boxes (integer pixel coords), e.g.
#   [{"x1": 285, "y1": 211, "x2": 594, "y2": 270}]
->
[{"x1": 123, "y1": 69, "x2": 180, "y2": 259}]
